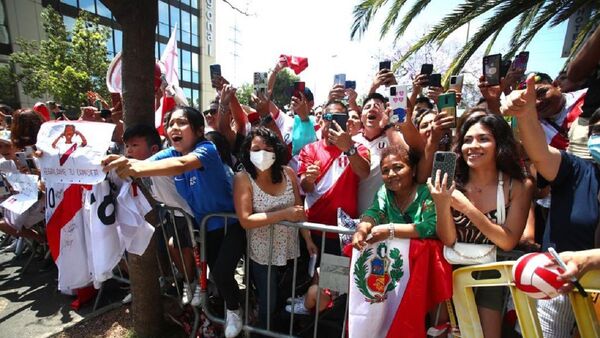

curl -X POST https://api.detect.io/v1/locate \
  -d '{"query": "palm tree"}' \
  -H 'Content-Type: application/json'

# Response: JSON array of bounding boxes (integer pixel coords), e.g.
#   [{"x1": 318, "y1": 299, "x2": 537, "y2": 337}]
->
[{"x1": 351, "y1": 0, "x2": 600, "y2": 83}]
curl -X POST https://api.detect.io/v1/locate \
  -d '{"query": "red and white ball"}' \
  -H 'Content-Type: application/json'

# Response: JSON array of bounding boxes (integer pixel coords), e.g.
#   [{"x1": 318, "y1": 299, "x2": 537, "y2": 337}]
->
[{"x1": 512, "y1": 252, "x2": 565, "y2": 299}]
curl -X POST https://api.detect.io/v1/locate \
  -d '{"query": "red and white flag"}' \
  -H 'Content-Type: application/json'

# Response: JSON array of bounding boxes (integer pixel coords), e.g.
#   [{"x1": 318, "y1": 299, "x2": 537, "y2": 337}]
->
[
  {"x1": 349, "y1": 239, "x2": 452, "y2": 338},
  {"x1": 155, "y1": 24, "x2": 188, "y2": 133}
]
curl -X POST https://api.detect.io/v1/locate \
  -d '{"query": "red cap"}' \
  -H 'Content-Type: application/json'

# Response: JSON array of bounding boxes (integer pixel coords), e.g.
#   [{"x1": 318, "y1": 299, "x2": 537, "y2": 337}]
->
[{"x1": 33, "y1": 102, "x2": 50, "y2": 121}]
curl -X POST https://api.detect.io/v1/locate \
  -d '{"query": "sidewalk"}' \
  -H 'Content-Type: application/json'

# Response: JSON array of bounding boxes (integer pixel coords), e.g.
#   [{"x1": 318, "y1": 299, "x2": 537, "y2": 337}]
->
[{"x1": 0, "y1": 245, "x2": 126, "y2": 338}]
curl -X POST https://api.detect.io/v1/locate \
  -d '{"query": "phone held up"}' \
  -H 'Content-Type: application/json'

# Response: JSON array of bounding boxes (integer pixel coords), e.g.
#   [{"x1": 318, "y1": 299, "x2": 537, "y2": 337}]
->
[
  {"x1": 428, "y1": 73, "x2": 442, "y2": 88},
  {"x1": 420, "y1": 64, "x2": 434, "y2": 86},
  {"x1": 333, "y1": 74, "x2": 346, "y2": 86},
  {"x1": 483, "y1": 54, "x2": 501, "y2": 86},
  {"x1": 449, "y1": 75, "x2": 464, "y2": 93},
  {"x1": 437, "y1": 92, "x2": 457, "y2": 128},
  {"x1": 209, "y1": 64, "x2": 221, "y2": 88},
  {"x1": 253, "y1": 72, "x2": 268, "y2": 96},
  {"x1": 379, "y1": 60, "x2": 392, "y2": 71},
  {"x1": 431, "y1": 151, "x2": 457, "y2": 189},
  {"x1": 388, "y1": 85, "x2": 408, "y2": 124}
]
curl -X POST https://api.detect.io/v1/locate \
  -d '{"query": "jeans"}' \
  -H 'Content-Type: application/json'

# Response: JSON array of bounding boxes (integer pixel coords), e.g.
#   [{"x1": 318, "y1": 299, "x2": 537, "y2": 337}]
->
[
  {"x1": 251, "y1": 260, "x2": 279, "y2": 331},
  {"x1": 207, "y1": 222, "x2": 246, "y2": 311}
]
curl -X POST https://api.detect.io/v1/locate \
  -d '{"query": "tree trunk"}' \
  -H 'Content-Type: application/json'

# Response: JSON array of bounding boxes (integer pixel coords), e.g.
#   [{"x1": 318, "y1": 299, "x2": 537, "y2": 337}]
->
[{"x1": 99, "y1": 2, "x2": 162, "y2": 337}]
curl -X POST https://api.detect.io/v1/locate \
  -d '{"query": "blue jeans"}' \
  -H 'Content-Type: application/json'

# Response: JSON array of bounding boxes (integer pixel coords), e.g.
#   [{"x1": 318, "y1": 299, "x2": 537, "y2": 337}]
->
[{"x1": 251, "y1": 260, "x2": 278, "y2": 331}]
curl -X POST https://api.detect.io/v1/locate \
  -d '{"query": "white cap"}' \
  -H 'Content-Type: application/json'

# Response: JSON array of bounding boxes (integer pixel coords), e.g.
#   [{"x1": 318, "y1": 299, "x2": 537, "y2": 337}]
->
[{"x1": 0, "y1": 130, "x2": 10, "y2": 144}]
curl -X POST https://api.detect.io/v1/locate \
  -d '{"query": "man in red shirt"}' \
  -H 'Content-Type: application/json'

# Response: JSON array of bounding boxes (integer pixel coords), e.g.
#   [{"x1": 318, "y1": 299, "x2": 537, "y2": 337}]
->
[{"x1": 298, "y1": 100, "x2": 370, "y2": 254}]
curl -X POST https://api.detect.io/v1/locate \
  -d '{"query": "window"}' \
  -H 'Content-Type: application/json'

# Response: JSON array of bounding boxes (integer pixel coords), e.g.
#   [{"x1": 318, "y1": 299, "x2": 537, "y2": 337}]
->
[
  {"x1": 181, "y1": 49, "x2": 191, "y2": 71},
  {"x1": 113, "y1": 29, "x2": 122, "y2": 52},
  {"x1": 61, "y1": 0, "x2": 78, "y2": 7},
  {"x1": 169, "y1": 5, "x2": 179, "y2": 28},
  {"x1": 95, "y1": 0, "x2": 111, "y2": 18},
  {"x1": 181, "y1": 11, "x2": 191, "y2": 33},
  {"x1": 79, "y1": 0, "x2": 95, "y2": 13},
  {"x1": 191, "y1": 33, "x2": 199, "y2": 47},
  {"x1": 191, "y1": 0, "x2": 198, "y2": 9},
  {"x1": 191, "y1": 14, "x2": 198, "y2": 35},
  {"x1": 192, "y1": 71, "x2": 199, "y2": 83},
  {"x1": 183, "y1": 87, "x2": 192, "y2": 104},
  {"x1": 191, "y1": 52, "x2": 199, "y2": 72},
  {"x1": 63, "y1": 16, "x2": 76, "y2": 32}
]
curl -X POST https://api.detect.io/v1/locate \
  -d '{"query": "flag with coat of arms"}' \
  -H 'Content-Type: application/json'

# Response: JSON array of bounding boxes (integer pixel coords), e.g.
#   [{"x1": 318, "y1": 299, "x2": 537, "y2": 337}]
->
[{"x1": 349, "y1": 238, "x2": 453, "y2": 337}]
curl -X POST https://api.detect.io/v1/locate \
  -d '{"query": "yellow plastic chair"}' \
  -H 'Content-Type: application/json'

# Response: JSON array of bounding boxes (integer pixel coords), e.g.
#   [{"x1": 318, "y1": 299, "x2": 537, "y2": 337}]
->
[
  {"x1": 451, "y1": 261, "x2": 543, "y2": 338},
  {"x1": 571, "y1": 269, "x2": 600, "y2": 337}
]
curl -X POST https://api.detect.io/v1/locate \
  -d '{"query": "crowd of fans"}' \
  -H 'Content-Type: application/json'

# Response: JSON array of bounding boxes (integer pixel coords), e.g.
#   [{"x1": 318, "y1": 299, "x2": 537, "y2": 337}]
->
[{"x1": 2, "y1": 25, "x2": 600, "y2": 338}]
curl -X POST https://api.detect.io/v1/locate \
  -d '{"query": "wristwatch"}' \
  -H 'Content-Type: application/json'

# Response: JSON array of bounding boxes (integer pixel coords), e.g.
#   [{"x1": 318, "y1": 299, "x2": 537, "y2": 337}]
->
[{"x1": 344, "y1": 145, "x2": 357, "y2": 156}]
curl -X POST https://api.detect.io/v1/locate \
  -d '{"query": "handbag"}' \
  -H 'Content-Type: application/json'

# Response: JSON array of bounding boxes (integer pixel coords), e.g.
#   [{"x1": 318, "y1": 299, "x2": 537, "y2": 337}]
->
[{"x1": 443, "y1": 172, "x2": 505, "y2": 265}]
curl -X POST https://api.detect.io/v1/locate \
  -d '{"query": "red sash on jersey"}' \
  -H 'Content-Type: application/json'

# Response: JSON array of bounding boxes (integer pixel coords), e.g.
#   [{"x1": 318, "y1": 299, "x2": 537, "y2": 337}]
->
[{"x1": 548, "y1": 93, "x2": 586, "y2": 149}]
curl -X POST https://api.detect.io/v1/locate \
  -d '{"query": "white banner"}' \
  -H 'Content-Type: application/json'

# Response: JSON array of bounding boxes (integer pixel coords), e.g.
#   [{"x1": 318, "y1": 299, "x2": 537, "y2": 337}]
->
[
  {"x1": 0, "y1": 173, "x2": 39, "y2": 215},
  {"x1": 36, "y1": 121, "x2": 115, "y2": 185}
]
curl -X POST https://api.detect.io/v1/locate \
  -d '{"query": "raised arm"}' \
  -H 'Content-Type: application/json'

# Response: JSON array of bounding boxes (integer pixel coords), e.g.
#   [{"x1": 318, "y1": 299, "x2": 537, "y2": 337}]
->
[
  {"x1": 567, "y1": 26, "x2": 600, "y2": 83},
  {"x1": 102, "y1": 153, "x2": 202, "y2": 178},
  {"x1": 501, "y1": 74, "x2": 562, "y2": 181}
]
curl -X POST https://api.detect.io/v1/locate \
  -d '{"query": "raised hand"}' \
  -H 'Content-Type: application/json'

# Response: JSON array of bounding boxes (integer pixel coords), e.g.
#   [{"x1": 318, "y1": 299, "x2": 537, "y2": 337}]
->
[{"x1": 500, "y1": 73, "x2": 536, "y2": 117}]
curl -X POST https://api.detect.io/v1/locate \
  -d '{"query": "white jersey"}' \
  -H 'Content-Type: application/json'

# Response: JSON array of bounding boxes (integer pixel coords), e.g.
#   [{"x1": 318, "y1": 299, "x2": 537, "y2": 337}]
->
[
  {"x1": 115, "y1": 179, "x2": 155, "y2": 256},
  {"x1": 45, "y1": 182, "x2": 91, "y2": 293},
  {"x1": 148, "y1": 176, "x2": 193, "y2": 217},
  {"x1": 84, "y1": 181, "x2": 124, "y2": 288},
  {"x1": 352, "y1": 133, "x2": 389, "y2": 214}
]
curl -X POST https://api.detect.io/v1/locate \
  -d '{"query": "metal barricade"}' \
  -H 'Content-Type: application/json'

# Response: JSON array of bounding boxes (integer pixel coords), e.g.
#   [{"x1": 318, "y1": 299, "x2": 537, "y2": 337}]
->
[
  {"x1": 197, "y1": 213, "x2": 354, "y2": 338},
  {"x1": 451, "y1": 262, "x2": 600, "y2": 338}
]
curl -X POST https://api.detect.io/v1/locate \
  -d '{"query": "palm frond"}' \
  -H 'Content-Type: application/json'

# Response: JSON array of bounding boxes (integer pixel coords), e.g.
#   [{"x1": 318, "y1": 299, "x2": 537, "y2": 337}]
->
[
  {"x1": 507, "y1": 1, "x2": 569, "y2": 57},
  {"x1": 508, "y1": 2, "x2": 543, "y2": 56},
  {"x1": 351, "y1": 0, "x2": 389, "y2": 40},
  {"x1": 443, "y1": 0, "x2": 534, "y2": 84},
  {"x1": 550, "y1": 0, "x2": 596, "y2": 26},
  {"x1": 379, "y1": 0, "x2": 409, "y2": 40},
  {"x1": 393, "y1": 0, "x2": 432, "y2": 41},
  {"x1": 484, "y1": 29, "x2": 501, "y2": 56}
]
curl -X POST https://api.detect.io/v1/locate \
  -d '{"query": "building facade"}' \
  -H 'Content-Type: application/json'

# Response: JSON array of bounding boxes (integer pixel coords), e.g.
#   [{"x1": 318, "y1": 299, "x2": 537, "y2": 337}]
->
[{"x1": 0, "y1": 0, "x2": 215, "y2": 110}]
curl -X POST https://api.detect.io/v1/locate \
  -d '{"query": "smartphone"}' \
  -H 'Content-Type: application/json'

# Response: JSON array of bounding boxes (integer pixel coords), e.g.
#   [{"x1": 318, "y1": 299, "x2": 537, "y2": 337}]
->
[
  {"x1": 330, "y1": 114, "x2": 349, "y2": 132},
  {"x1": 292, "y1": 81, "x2": 305, "y2": 98},
  {"x1": 431, "y1": 151, "x2": 457, "y2": 189},
  {"x1": 379, "y1": 60, "x2": 392, "y2": 71},
  {"x1": 388, "y1": 85, "x2": 408, "y2": 124},
  {"x1": 512, "y1": 51, "x2": 529, "y2": 71},
  {"x1": 209, "y1": 64, "x2": 221, "y2": 88},
  {"x1": 420, "y1": 64, "x2": 433, "y2": 75},
  {"x1": 253, "y1": 71, "x2": 268, "y2": 96},
  {"x1": 449, "y1": 75, "x2": 464, "y2": 92},
  {"x1": 429, "y1": 73, "x2": 442, "y2": 88},
  {"x1": 344, "y1": 80, "x2": 356, "y2": 90},
  {"x1": 437, "y1": 92, "x2": 457, "y2": 128},
  {"x1": 333, "y1": 73, "x2": 346, "y2": 86},
  {"x1": 483, "y1": 54, "x2": 501, "y2": 86}
]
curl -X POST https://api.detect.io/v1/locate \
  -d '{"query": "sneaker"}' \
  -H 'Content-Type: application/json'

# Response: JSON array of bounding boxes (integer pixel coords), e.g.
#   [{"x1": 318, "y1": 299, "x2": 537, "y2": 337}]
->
[
  {"x1": 225, "y1": 309, "x2": 242, "y2": 338},
  {"x1": 191, "y1": 282, "x2": 201, "y2": 307},
  {"x1": 182, "y1": 283, "x2": 191, "y2": 305},
  {"x1": 286, "y1": 295, "x2": 305, "y2": 305},
  {"x1": 285, "y1": 302, "x2": 310, "y2": 315}
]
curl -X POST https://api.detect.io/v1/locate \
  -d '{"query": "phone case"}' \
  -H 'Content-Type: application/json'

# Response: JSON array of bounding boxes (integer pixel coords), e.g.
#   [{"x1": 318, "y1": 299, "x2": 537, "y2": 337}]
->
[
  {"x1": 449, "y1": 75, "x2": 464, "y2": 92},
  {"x1": 388, "y1": 85, "x2": 408, "y2": 124},
  {"x1": 437, "y1": 93, "x2": 457, "y2": 128},
  {"x1": 429, "y1": 74, "x2": 442, "y2": 88},
  {"x1": 345, "y1": 80, "x2": 356, "y2": 90},
  {"x1": 431, "y1": 151, "x2": 457, "y2": 189},
  {"x1": 209, "y1": 64, "x2": 221, "y2": 79},
  {"x1": 379, "y1": 61, "x2": 391, "y2": 71},
  {"x1": 420, "y1": 64, "x2": 433, "y2": 75},
  {"x1": 331, "y1": 114, "x2": 348, "y2": 132},
  {"x1": 483, "y1": 54, "x2": 501, "y2": 86},
  {"x1": 253, "y1": 72, "x2": 268, "y2": 95},
  {"x1": 512, "y1": 52, "x2": 529, "y2": 71}
]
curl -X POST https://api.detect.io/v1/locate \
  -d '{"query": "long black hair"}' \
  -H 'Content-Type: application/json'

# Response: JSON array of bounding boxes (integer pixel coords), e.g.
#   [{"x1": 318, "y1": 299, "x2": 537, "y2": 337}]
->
[
  {"x1": 454, "y1": 114, "x2": 524, "y2": 190},
  {"x1": 163, "y1": 106, "x2": 205, "y2": 138},
  {"x1": 239, "y1": 127, "x2": 287, "y2": 184}
]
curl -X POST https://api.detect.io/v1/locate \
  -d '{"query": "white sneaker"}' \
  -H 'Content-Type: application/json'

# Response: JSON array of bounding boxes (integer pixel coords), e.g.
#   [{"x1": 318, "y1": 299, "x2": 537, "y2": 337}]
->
[
  {"x1": 191, "y1": 282, "x2": 201, "y2": 307},
  {"x1": 181, "y1": 283, "x2": 191, "y2": 305},
  {"x1": 225, "y1": 309, "x2": 242, "y2": 338},
  {"x1": 285, "y1": 302, "x2": 310, "y2": 315},
  {"x1": 286, "y1": 295, "x2": 305, "y2": 305}
]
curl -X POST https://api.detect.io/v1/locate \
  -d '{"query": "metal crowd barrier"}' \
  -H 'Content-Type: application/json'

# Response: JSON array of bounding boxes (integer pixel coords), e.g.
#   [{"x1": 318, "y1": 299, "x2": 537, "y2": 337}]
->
[
  {"x1": 451, "y1": 262, "x2": 600, "y2": 338},
  {"x1": 197, "y1": 213, "x2": 354, "y2": 338}
]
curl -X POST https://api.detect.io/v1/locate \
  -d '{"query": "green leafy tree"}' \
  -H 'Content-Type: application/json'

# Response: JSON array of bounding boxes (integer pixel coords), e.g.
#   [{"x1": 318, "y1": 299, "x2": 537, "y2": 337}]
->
[
  {"x1": 0, "y1": 63, "x2": 19, "y2": 108},
  {"x1": 10, "y1": 7, "x2": 110, "y2": 110},
  {"x1": 237, "y1": 69, "x2": 300, "y2": 109},
  {"x1": 351, "y1": 0, "x2": 600, "y2": 83}
]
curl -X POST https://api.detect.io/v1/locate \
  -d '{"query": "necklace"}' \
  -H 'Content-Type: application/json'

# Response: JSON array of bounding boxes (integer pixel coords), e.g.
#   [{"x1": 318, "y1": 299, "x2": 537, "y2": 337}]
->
[{"x1": 395, "y1": 186, "x2": 417, "y2": 212}]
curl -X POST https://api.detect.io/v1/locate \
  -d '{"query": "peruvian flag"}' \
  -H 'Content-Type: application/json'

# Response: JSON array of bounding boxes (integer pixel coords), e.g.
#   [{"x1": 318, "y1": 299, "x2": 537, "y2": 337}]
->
[
  {"x1": 155, "y1": 24, "x2": 189, "y2": 135},
  {"x1": 349, "y1": 239, "x2": 452, "y2": 337}
]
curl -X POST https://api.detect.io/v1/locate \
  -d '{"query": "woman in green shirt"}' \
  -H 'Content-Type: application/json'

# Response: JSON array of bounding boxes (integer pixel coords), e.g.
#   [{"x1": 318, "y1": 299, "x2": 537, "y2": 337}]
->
[{"x1": 352, "y1": 145, "x2": 437, "y2": 250}]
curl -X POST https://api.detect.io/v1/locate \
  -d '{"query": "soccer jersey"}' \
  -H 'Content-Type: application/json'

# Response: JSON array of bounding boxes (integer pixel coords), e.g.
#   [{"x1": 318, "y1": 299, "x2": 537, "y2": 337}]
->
[
  {"x1": 298, "y1": 139, "x2": 369, "y2": 232},
  {"x1": 540, "y1": 89, "x2": 587, "y2": 149},
  {"x1": 150, "y1": 140, "x2": 236, "y2": 231},
  {"x1": 352, "y1": 133, "x2": 389, "y2": 214}
]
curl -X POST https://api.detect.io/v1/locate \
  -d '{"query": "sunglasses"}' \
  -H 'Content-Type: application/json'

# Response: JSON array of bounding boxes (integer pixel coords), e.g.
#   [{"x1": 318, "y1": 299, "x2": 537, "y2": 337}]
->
[{"x1": 203, "y1": 109, "x2": 217, "y2": 116}]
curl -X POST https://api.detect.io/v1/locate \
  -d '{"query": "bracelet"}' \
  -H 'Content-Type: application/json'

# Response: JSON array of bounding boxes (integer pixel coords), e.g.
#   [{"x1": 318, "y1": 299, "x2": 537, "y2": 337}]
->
[
  {"x1": 388, "y1": 223, "x2": 395, "y2": 240},
  {"x1": 382, "y1": 123, "x2": 394, "y2": 132}
]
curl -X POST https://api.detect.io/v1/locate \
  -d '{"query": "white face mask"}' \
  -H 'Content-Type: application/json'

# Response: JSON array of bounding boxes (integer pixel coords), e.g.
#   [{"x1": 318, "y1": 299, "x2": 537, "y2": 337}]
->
[{"x1": 250, "y1": 150, "x2": 276, "y2": 171}]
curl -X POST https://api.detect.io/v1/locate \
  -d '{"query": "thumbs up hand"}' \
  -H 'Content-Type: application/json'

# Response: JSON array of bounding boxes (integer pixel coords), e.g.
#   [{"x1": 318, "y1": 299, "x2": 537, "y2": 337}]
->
[{"x1": 501, "y1": 73, "x2": 537, "y2": 117}]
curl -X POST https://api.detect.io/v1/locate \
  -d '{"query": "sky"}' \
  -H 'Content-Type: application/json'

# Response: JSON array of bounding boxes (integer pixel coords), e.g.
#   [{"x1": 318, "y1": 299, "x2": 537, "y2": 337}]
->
[{"x1": 215, "y1": 0, "x2": 568, "y2": 102}]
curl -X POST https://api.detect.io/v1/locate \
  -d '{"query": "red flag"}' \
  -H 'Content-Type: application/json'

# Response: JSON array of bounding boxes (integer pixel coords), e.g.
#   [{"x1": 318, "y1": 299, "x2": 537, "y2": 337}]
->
[{"x1": 280, "y1": 54, "x2": 309, "y2": 75}]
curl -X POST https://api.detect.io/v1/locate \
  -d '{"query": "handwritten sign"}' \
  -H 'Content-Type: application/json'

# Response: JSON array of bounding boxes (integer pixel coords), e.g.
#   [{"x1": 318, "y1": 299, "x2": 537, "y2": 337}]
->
[
  {"x1": 36, "y1": 121, "x2": 115, "y2": 185},
  {"x1": 0, "y1": 173, "x2": 39, "y2": 214}
]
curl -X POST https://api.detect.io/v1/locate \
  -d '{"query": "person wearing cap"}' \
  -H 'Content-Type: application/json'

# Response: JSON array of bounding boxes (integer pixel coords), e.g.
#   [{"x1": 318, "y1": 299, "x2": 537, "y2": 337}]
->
[{"x1": 33, "y1": 102, "x2": 50, "y2": 121}]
